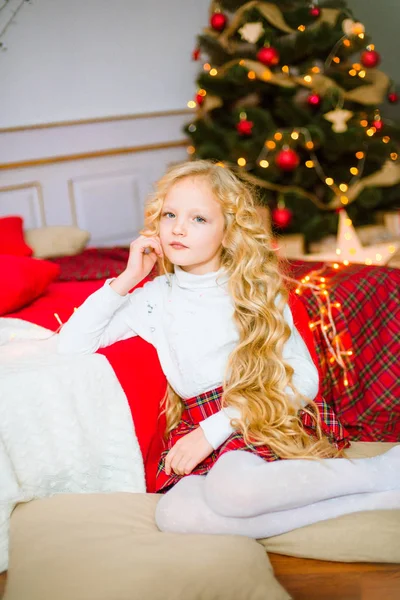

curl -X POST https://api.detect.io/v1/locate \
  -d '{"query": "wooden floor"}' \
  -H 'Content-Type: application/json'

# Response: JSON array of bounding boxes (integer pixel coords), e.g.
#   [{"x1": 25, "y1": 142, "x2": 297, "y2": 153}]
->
[
  {"x1": 1, "y1": 556, "x2": 399, "y2": 599},
  {"x1": 0, "y1": 572, "x2": 5, "y2": 599},
  {"x1": 269, "y1": 553, "x2": 400, "y2": 600}
]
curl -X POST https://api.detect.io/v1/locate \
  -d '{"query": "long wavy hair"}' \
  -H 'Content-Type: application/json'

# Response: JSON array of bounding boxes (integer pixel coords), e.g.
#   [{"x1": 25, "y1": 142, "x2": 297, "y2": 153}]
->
[{"x1": 141, "y1": 160, "x2": 340, "y2": 459}]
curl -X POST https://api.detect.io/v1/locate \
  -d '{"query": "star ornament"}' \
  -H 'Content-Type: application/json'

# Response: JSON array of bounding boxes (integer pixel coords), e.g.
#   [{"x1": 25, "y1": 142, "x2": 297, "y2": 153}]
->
[
  {"x1": 324, "y1": 109, "x2": 353, "y2": 133},
  {"x1": 301, "y1": 210, "x2": 399, "y2": 266},
  {"x1": 238, "y1": 22, "x2": 264, "y2": 44}
]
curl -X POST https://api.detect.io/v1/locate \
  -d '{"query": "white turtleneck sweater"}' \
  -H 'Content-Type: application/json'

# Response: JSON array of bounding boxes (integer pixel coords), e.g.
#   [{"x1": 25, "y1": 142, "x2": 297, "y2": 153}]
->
[{"x1": 57, "y1": 266, "x2": 319, "y2": 449}]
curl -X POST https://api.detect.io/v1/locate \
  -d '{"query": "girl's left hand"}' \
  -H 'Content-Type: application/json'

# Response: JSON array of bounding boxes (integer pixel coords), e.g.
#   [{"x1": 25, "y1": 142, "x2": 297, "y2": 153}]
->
[{"x1": 164, "y1": 427, "x2": 214, "y2": 476}]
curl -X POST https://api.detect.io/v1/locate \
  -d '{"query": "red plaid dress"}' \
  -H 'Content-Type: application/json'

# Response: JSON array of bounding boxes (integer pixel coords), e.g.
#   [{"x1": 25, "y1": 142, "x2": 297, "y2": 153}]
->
[{"x1": 155, "y1": 386, "x2": 350, "y2": 493}]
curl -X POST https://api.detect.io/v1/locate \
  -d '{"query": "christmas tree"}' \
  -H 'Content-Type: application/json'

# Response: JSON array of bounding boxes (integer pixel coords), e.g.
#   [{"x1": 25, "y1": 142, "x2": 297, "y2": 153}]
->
[{"x1": 186, "y1": 0, "x2": 400, "y2": 245}]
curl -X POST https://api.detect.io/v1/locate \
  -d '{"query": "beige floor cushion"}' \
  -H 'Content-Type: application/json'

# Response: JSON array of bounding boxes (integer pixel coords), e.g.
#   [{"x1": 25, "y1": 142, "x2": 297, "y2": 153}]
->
[
  {"x1": 258, "y1": 442, "x2": 400, "y2": 562},
  {"x1": 4, "y1": 494, "x2": 289, "y2": 600},
  {"x1": 4, "y1": 442, "x2": 399, "y2": 599}
]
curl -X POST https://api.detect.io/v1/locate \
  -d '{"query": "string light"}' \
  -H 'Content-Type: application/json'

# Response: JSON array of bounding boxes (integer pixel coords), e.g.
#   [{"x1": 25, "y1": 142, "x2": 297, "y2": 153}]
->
[
  {"x1": 259, "y1": 160, "x2": 269, "y2": 168},
  {"x1": 283, "y1": 265, "x2": 353, "y2": 379},
  {"x1": 382, "y1": 136, "x2": 390, "y2": 144},
  {"x1": 187, "y1": 145, "x2": 196, "y2": 155},
  {"x1": 187, "y1": 100, "x2": 196, "y2": 108},
  {"x1": 256, "y1": 126, "x2": 367, "y2": 200},
  {"x1": 203, "y1": 63, "x2": 211, "y2": 71},
  {"x1": 298, "y1": 24, "x2": 306, "y2": 32},
  {"x1": 209, "y1": 68, "x2": 218, "y2": 76},
  {"x1": 304, "y1": 75, "x2": 312, "y2": 83},
  {"x1": 237, "y1": 157, "x2": 246, "y2": 166},
  {"x1": 282, "y1": 65, "x2": 290, "y2": 73},
  {"x1": 248, "y1": 70, "x2": 256, "y2": 79}
]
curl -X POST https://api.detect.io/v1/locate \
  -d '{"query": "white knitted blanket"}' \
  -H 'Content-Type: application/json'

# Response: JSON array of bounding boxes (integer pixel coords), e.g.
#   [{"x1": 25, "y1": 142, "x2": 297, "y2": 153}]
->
[{"x1": 0, "y1": 318, "x2": 145, "y2": 573}]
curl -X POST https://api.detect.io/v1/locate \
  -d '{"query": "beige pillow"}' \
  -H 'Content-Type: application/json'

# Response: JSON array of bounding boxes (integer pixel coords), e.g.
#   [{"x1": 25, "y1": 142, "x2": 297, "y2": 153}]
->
[
  {"x1": 4, "y1": 493, "x2": 289, "y2": 600},
  {"x1": 258, "y1": 442, "x2": 400, "y2": 563},
  {"x1": 25, "y1": 226, "x2": 90, "y2": 259}
]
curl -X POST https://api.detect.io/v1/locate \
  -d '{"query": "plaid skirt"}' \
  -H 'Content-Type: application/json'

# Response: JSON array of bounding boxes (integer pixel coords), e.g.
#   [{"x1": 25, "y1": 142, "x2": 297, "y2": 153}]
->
[{"x1": 155, "y1": 386, "x2": 350, "y2": 493}]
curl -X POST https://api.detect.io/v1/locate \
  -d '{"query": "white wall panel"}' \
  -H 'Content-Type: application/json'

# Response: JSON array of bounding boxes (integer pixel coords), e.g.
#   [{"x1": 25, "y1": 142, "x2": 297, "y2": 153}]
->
[
  {"x1": 71, "y1": 171, "x2": 144, "y2": 246},
  {"x1": 0, "y1": 184, "x2": 44, "y2": 228}
]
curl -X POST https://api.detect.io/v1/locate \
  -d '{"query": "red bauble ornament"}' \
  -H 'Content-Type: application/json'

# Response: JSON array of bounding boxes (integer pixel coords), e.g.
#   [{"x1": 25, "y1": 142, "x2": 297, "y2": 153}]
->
[
  {"x1": 372, "y1": 119, "x2": 384, "y2": 131},
  {"x1": 192, "y1": 47, "x2": 200, "y2": 61},
  {"x1": 195, "y1": 93, "x2": 205, "y2": 106},
  {"x1": 275, "y1": 148, "x2": 300, "y2": 171},
  {"x1": 307, "y1": 93, "x2": 322, "y2": 108},
  {"x1": 210, "y1": 12, "x2": 227, "y2": 32},
  {"x1": 272, "y1": 206, "x2": 293, "y2": 229},
  {"x1": 361, "y1": 49, "x2": 381, "y2": 68},
  {"x1": 388, "y1": 92, "x2": 399, "y2": 104},
  {"x1": 309, "y1": 6, "x2": 321, "y2": 18},
  {"x1": 237, "y1": 119, "x2": 254, "y2": 136},
  {"x1": 257, "y1": 46, "x2": 280, "y2": 67}
]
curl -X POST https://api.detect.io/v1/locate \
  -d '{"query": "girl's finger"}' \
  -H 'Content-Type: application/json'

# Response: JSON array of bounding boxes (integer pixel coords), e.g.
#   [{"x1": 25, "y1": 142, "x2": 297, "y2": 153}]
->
[
  {"x1": 164, "y1": 447, "x2": 178, "y2": 476},
  {"x1": 172, "y1": 454, "x2": 188, "y2": 476},
  {"x1": 139, "y1": 238, "x2": 163, "y2": 257}
]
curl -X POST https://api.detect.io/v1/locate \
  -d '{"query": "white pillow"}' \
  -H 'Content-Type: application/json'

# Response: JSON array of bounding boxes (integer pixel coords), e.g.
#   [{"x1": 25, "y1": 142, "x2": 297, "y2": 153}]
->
[{"x1": 25, "y1": 226, "x2": 90, "y2": 259}]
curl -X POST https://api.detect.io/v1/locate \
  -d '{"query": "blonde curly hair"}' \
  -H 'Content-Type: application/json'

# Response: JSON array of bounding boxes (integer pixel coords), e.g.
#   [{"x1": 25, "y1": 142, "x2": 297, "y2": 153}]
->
[{"x1": 141, "y1": 159, "x2": 339, "y2": 459}]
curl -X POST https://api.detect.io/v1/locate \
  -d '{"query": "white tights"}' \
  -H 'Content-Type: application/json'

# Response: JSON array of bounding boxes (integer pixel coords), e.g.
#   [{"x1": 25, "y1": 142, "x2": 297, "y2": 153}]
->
[{"x1": 155, "y1": 446, "x2": 400, "y2": 538}]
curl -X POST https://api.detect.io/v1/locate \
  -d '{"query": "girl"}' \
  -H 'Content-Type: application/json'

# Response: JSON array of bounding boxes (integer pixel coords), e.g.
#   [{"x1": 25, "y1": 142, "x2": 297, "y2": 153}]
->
[{"x1": 58, "y1": 160, "x2": 400, "y2": 538}]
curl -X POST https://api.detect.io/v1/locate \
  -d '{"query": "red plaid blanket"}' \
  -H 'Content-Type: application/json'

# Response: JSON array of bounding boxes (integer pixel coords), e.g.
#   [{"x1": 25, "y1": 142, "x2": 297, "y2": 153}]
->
[{"x1": 289, "y1": 261, "x2": 400, "y2": 442}]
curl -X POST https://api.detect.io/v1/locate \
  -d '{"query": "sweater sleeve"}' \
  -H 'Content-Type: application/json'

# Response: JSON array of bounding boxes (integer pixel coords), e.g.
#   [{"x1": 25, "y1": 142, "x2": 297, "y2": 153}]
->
[
  {"x1": 199, "y1": 303, "x2": 319, "y2": 450},
  {"x1": 57, "y1": 279, "x2": 157, "y2": 355}
]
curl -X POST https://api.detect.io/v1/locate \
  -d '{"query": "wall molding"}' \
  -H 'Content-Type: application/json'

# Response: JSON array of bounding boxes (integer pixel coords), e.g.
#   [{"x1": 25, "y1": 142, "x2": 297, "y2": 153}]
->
[
  {"x1": 0, "y1": 139, "x2": 188, "y2": 171},
  {"x1": 0, "y1": 110, "x2": 192, "y2": 168},
  {"x1": 0, "y1": 108, "x2": 192, "y2": 134}
]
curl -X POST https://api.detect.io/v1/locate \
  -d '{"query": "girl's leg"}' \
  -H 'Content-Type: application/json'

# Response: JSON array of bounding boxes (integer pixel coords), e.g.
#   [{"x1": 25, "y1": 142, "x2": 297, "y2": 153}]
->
[
  {"x1": 155, "y1": 475, "x2": 400, "y2": 538},
  {"x1": 204, "y1": 446, "x2": 400, "y2": 517}
]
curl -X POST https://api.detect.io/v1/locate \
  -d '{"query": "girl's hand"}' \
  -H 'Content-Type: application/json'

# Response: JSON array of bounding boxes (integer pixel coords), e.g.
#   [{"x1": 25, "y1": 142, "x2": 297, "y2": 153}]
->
[
  {"x1": 164, "y1": 427, "x2": 214, "y2": 476},
  {"x1": 125, "y1": 234, "x2": 163, "y2": 282},
  {"x1": 110, "y1": 234, "x2": 163, "y2": 296}
]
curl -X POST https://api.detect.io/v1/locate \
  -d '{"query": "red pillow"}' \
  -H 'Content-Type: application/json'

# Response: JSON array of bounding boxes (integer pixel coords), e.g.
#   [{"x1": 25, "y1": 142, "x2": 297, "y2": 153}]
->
[
  {"x1": 0, "y1": 255, "x2": 60, "y2": 316},
  {"x1": 0, "y1": 216, "x2": 33, "y2": 257}
]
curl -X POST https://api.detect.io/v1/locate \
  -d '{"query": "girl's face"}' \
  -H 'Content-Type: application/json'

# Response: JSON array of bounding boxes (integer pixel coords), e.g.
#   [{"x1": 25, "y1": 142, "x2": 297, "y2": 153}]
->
[{"x1": 159, "y1": 177, "x2": 225, "y2": 275}]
